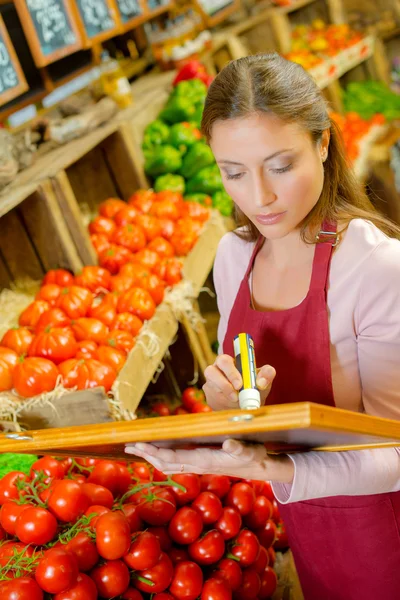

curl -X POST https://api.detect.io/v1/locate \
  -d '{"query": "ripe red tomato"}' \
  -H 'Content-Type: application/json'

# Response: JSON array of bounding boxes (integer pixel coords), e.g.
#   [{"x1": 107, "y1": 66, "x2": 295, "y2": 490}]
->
[
  {"x1": 113, "y1": 312, "x2": 143, "y2": 336},
  {"x1": 200, "y1": 475, "x2": 231, "y2": 499},
  {"x1": 47, "y1": 479, "x2": 89, "y2": 522},
  {"x1": 53, "y1": 572, "x2": 98, "y2": 600},
  {"x1": 274, "y1": 521, "x2": 289, "y2": 550},
  {"x1": 35, "y1": 547, "x2": 79, "y2": 594},
  {"x1": 137, "y1": 487, "x2": 176, "y2": 526},
  {"x1": 156, "y1": 190, "x2": 184, "y2": 206},
  {"x1": 244, "y1": 495, "x2": 272, "y2": 530},
  {"x1": 65, "y1": 532, "x2": 99, "y2": 572},
  {"x1": 214, "y1": 558, "x2": 243, "y2": 591},
  {"x1": 75, "y1": 266, "x2": 112, "y2": 294},
  {"x1": 271, "y1": 498, "x2": 281, "y2": 523},
  {"x1": 181, "y1": 387, "x2": 205, "y2": 410},
  {"x1": 96, "y1": 345, "x2": 126, "y2": 372},
  {"x1": 71, "y1": 318, "x2": 109, "y2": 344},
  {"x1": 0, "y1": 346, "x2": 18, "y2": 369},
  {"x1": 134, "y1": 552, "x2": 174, "y2": 594},
  {"x1": 91, "y1": 560, "x2": 130, "y2": 598},
  {"x1": 170, "y1": 232, "x2": 196, "y2": 256},
  {"x1": 56, "y1": 286, "x2": 93, "y2": 319},
  {"x1": 137, "y1": 526, "x2": 169, "y2": 553},
  {"x1": 135, "y1": 214, "x2": 162, "y2": 241},
  {"x1": 96, "y1": 511, "x2": 131, "y2": 560},
  {"x1": 90, "y1": 233, "x2": 111, "y2": 255},
  {"x1": 0, "y1": 577, "x2": 43, "y2": 600},
  {"x1": 141, "y1": 273, "x2": 165, "y2": 306},
  {"x1": 0, "y1": 359, "x2": 13, "y2": 392},
  {"x1": 84, "y1": 504, "x2": 110, "y2": 529},
  {"x1": 226, "y1": 482, "x2": 255, "y2": 516},
  {"x1": 168, "y1": 506, "x2": 203, "y2": 545},
  {"x1": 150, "y1": 200, "x2": 180, "y2": 221},
  {"x1": 132, "y1": 248, "x2": 160, "y2": 270},
  {"x1": 231, "y1": 530, "x2": 260, "y2": 567},
  {"x1": 253, "y1": 546, "x2": 269, "y2": 574},
  {"x1": 36, "y1": 283, "x2": 62, "y2": 306},
  {"x1": 106, "y1": 329, "x2": 135, "y2": 353},
  {"x1": 15, "y1": 506, "x2": 58, "y2": 545},
  {"x1": 0, "y1": 471, "x2": 28, "y2": 505},
  {"x1": 157, "y1": 218, "x2": 175, "y2": 240},
  {"x1": 192, "y1": 402, "x2": 212, "y2": 413},
  {"x1": 1, "y1": 328, "x2": 34, "y2": 355},
  {"x1": 0, "y1": 501, "x2": 28, "y2": 535},
  {"x1": 189, "y1": 529, "x2": 225, "y2": 565},
  {"x1": 87, "y1": 461, "x2": 123, "y2": 496},
  {"x1": 30, "y1": 456, "x2": 65, "y2": 480},
  {"x1": 28, "y1": 327, "x2": 78, "y2": 364},
  {"x1": 170, "y1": 561, "x2": 203, "y2": 600},
  {"x1": 124, "y1": 531, "x2": 161, "y2": 570},
  {"x1": 99, "y1": 198, "x2": 126, "y2": 219},
  {"x1": 215, "y1": 507, "x2": 242, "y2": 540},
  {"x1": 182, "y1": 202, "x2": 210, "y2": 222},
  {"x1": 268, "y1": 546, "x2": 276, "y2": 567},
  {"x1": 59, "y1": 358, "x2": 116, "y2": 392},
  {"x1": 76, "y1": 340, "x2": 98, "y2": 360},
  {"x1": 256, "y1": 519, "x2": 277, "y2": 549},
  {"x1": 192, "y1": 491, "x2": 223, "y2": 524},
  {"x1": 119, "y1": 502, "x2": 142, "y2": 532},
  {"x1": 0, "y1": 541, "x2": 34, "y2": 570},
  {"x1": 233, "y1": 567, "x2": 260, "y2": 600},
  {"x1": 13, "y1": 357, "x2": 59, "y2": 398},
  {"x1": 114, "y1": 205, "x2": 139, "y2": 227},
  {"x1": 258, "y1": 566, "x2": 277, "y2": 599},
  {"x1": 19, "y1": 300, "x2": 50, "y2": 328},
  {"x1": 81, "y1": 483, "x2": 114, "y2": 508},
  {"x1": 169, "y1": 546, "x2": 189, "y2": 564},
  {"x1": 129, "y1": 189, "x2": 155, "y2": 214},
  {"x1": 113, "y1": 224, "x2": 147, "y2": 253},
  {"x1": 89, "y1": 216, "x2": 117, "y2": 238},
  {"x1": 170, "y1": 473, "x2": 201, "y2": 505},
  {"x1": 35, "y1": 308, "x2": 70, "y2": 333},
  {"x1": 43, "y1": 269, "x2": 74, "y2": 287},
  {"x1": 88, "y1": 299, "x2": 117, "y2": 328},
  {"x1": 201, "y1": 578, "x2": 232, "y2": 600},
  {"x1": 151, "y1": 402, "x2": 170, "y2": 416},
  {"x1": 110, "y1": 273, "x2": 135, "y2": 294},
  {"x1": 174, "y1": 406, "x2": 189, "y2": 415},
  {"x1": 164, "y1": 257, "x2": 183, "y2": 285},
  {"x1": 148, "y1": 236, "x2": 175, "y2": 258},
  {"x1": 122, "y1": 588, "x2": 145, "y2": 600},
  {"x1": 117, "y1": 287, "x2": 156, "y2": 321},
  {"x1": 99, "y1": 245, "x2": 133, "y2": 275},
  {"x1": 0, "y1": 523, "x2": 5, "y2": 540}
]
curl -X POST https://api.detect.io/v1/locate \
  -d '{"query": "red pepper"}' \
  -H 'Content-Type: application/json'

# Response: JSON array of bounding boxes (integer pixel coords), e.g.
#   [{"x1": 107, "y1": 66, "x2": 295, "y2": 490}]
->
[{"x1": 173, "y1": 60, "x2": 207, "y2": 85}]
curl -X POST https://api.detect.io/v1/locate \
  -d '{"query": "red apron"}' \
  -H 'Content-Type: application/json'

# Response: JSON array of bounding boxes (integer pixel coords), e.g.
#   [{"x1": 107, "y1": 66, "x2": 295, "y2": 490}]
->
[{"x1": 223, "y1": 224, "x2": 400, "y2": 600}]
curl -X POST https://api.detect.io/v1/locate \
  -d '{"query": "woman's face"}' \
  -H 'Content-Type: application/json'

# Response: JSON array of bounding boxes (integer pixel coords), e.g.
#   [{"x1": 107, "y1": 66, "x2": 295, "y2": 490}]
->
[{"x1": 210, "y1": 113, "x2": 329, "y2": 239}]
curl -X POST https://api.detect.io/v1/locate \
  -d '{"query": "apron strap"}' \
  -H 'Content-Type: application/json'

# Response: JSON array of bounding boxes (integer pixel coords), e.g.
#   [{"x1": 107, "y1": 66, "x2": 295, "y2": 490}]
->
[{"x1": 310, "y1": 221, "x2": 338, "y2": 293}]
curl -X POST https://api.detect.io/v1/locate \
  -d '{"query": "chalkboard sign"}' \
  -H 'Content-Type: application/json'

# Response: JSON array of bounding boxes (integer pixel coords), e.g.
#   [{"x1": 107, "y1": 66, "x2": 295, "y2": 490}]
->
[
  {"x1": 0, "y1": 15, "x2": 28, "y2": 106},
  {"x1": 14, "y1": 0, "x2": 83, "y2": 67},
  {"x1": 74, "y1": 0, "x2": 120, "y2": 43},
  {"x1": 115, "y1": 0, "x2": 143, "y2": 25}
]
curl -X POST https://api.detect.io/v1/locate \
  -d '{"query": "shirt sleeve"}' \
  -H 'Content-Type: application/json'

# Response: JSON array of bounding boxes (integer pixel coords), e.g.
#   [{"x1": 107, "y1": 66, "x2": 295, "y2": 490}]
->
[{"x1": 272, "y1": 239, "x2": 400, "y2": 503}]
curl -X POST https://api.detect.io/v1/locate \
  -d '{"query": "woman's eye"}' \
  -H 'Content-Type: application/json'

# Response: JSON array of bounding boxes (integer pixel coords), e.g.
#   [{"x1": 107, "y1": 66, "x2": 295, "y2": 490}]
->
[
  {"x1": 271, "y1": 164, "x2": 292, "y2": 174},
  {"x1": 226, "y1": 172, "x2": 244, "y2": 180}
]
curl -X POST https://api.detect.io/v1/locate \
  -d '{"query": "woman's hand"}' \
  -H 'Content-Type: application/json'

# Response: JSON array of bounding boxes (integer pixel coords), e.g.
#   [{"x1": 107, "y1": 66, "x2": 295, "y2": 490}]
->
[
  {"x1": 125, "y1": 439, "x2": 294, "y2": 484},
  {"x1": 203, "y1": 354, "x2": 276, "y2": 411}
]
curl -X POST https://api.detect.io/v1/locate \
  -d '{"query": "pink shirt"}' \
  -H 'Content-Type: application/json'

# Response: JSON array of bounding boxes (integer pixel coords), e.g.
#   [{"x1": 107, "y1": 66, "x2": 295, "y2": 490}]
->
[{"x1": 213, "y1": 219, "x2": 400, "y2": 502}]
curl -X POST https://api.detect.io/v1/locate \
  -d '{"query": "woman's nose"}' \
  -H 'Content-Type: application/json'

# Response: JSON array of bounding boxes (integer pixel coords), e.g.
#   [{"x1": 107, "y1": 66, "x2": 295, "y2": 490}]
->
[{"x1": 253, "y1": 179, "x2": 277, "y2": 208}]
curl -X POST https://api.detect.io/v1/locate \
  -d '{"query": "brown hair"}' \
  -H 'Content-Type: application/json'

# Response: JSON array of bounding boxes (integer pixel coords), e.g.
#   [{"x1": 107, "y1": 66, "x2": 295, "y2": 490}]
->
[{"x1": 201, "y1": 53, "x2": 400, "y2": 242}]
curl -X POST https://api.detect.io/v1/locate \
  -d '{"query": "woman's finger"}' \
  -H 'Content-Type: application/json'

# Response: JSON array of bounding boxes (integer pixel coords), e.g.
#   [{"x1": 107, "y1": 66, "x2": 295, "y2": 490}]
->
[
  {"x1": 214, "y1": 354, "x2": 243, "y2": 390},
  {"x1": 204, "y1": 364, "x2": 237, "y2": 399},
  {"x1": 203, "y1": 380, "x2": 239, "y2": 408},
  {"x1": 256, "y1": 364, "x2": 276, "y2": 390}
]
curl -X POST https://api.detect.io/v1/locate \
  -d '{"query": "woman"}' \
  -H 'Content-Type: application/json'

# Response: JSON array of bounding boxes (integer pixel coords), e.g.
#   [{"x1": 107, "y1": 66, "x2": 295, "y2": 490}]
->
[{"x1": 126, "y1": 54, "x2": 400, "y2": 599}]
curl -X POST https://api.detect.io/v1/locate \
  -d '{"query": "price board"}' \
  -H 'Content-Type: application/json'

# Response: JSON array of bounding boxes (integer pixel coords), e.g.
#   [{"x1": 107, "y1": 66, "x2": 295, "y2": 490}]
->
[
  {"x1": 194, "y1": 0, "x2": 239, "y2": 26},
  {"x1": 14, "y1": 0, "x2": 82, "y2": 68},
  {"x1": 115, "y1": 0, "x2": 144, "y2": 26},
  {"x1": 74, "y1": 0, "x2": 121, "y2": 45},
  {"x1": 0, "y1": 15, "x2": 28, "y2": 106}
]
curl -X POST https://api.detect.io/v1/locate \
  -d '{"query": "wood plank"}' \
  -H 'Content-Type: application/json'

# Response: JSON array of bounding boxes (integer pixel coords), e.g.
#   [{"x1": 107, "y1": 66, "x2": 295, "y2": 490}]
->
[
  {"x1": 18, "y1": 181, "x2": 83, "y2": 274},
  {"x1": 0, "y1": 250, "x2": 12, "y2": 290},
  {"x1": 0, "y1": 183, "x2": 38, "y2": 219},
  {"x1": 2, "y1": 402, "x2": 400, "y2": 457},
  {"x1": 0, "y1": 207, "x2": 44, "y2": 281},
  {"x1": 52, "y1": 171, "x2": 97, "y2": 266}
]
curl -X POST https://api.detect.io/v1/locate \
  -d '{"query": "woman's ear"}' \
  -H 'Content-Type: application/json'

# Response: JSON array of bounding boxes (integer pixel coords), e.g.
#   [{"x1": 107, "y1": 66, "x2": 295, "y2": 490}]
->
[{"x1": 320, "y1": 129, "x2": 330, "y2": 162}]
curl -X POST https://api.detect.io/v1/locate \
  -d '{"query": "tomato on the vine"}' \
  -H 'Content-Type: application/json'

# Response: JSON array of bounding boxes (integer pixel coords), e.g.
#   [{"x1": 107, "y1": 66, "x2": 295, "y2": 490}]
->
[
  {"x1": 231, "y1": 530, "x2": 260, "y2": 567},
  {"x1": 0, "y1": 471, "x2": 28, "y2": 504},
  {"x1": 15, "y1": 506, "x2": 58, "y2": 545},
  {"x1": 215, "y1": 506, "x2": 242, "y2": 540},
  {"x1": 65, "y1": 531, "x2": 99, "y2": 572},
  {"x1": 258, "y1": 566, "x2": 278, "y2": 599},
  {"x1": 134, "y1": 552, "x2": 174, "y2": 594},
  {"x1": 233, "y1": 567, "x2": 260, "y2": 600},
  {"x1": 188, "y1": 529, "x2": 225, "y2": 565},
  {"x1": 147, "y1": 526, "x2": 173, "y2": 551},
  {"x1": 53, "y1": 572, "x2": 98, "y2": 600},
  {"x1": 201, "y1": 578, "x2": 232, "y2": 600},
  {"x1": 84, "y1": 504, "x2": 110, "y2": 529},
  {"x1": 226, "y1": 482, "x2": 255, "y2": 516},
  {"x1": 123, "y1": 531, "x2": 161, "y2": 570},
  {"x1": 0, "y1": 541, "x2": 34, "y2": 569},
  {"x1": 0, "y1": 577, "x2": 43, "y2": 600},
  {"x1": 87, "y1": 460, "x2": 124, "y2": 496},
  {"x1": 253, "y1": 545, "x2": 270, "y2": 574},
  {"x1": 169, "y1": 560, "x2": 203, "y2": 600},
  {"x1": 274, "y1": 521, "x2": 289, "y2": 550},
  {"x1": 168, "y1": 506, "x2": 203, "y2": 545},
  {"x1": 81, "y1": 483, "x2": 114, "y2": 508},
  {"x1": 30, "y1": 456, "x2": 65, "y2": 480},
  {"x1": 214, "y1": 558, "x2": 243, "y2": 591},
  {"x1": 255, "y1": 519, "x2": 277, "y2": 549},
  {"x1": 170, "y1": 473, "x2": 201, "y2": 505},
  {"x1": 0, "y1": 500, "x2": 28, "y2": 535},
  {"x1": 96, "y1": 511, "x2": 131, "y2": 560},
  {"x1": 35, "y1": 547, "x2": 79, "y2": 594},
  {"x1": 244, "y1": 495, "x2": 272, "y2": 530},
  {"x1": 122, "y1": 588, "x2": 145, "y2": 600},
  {"x1": 200, "y1": 474, "x2": 231, "y2": 499},
  {"x1": 91, "y1": 559, "x2": 130, "y2": 598},
  {"x1": 47, "y1": 479, "x2": 89, "y2": 522},
  {"x1": 192, "y1": 491, "x2": 223, "y2": 524},
  {"x1": 181, "y1": 387, "x2": 205, "y2": 410},
  {"x1": 137, "y1": 487, "x2": 176, "y2": 526}
]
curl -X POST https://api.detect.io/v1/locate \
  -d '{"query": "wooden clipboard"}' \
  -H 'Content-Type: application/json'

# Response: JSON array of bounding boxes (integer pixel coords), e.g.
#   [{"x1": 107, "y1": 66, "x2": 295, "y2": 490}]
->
[{"x1": 1, "y1": 403, "x2": 400, "y2": 459}]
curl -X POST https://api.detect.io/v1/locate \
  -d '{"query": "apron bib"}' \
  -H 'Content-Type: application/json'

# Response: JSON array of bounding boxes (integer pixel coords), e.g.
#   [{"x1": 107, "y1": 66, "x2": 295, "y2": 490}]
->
[{"x1": 223, "y1": 224, "x2": 400, "y2": 600}]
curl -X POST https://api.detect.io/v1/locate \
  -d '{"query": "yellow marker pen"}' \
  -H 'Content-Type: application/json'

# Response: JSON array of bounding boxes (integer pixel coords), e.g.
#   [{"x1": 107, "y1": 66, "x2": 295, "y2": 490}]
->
[{"x1": 233, "y1": 333, "x2": 261, "y2": 410}]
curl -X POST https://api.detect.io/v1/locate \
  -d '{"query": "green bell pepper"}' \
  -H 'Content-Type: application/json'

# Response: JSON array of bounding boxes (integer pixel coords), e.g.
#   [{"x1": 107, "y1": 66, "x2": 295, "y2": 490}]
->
[
  {"x1": 159, "y1": 97, "x2": 197, "y2": 125},
  {"x1": 168, "y1": 122, "x2": 202, "y2": 153},
  {"x1": 190, "y1": 103, "x2": 204, "y2": 129},
  {"x1": 213, "y1": 190, "x2": 234, "y2": 217},
  {"x1": 184, "y1": 193, "x2": 212, "y2": 206},
  {"x1": 172, "y1": 79, "x2": 207, "y2": 104},
  {"x1": 186, "y1": 165, "x2": 223, "y2": 195},
  {"x1": 142, "y1": 120, "x2": 170, "y2": 149},
  {"x1": 181, "y1": 142, "x2": 215, "y2": 179},
  {"x1": 144, "y1": 145, "x2": 183, "y2": 177},
  {"x1": 154, "y1": 174, "x2": 186, "y2": 194}
]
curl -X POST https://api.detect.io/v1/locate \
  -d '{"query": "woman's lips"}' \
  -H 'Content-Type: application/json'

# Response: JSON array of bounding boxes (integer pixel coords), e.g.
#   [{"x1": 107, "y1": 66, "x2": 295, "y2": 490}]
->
[{"x1": 255, "y1": 211, "x2": 286, "y2": 226}]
